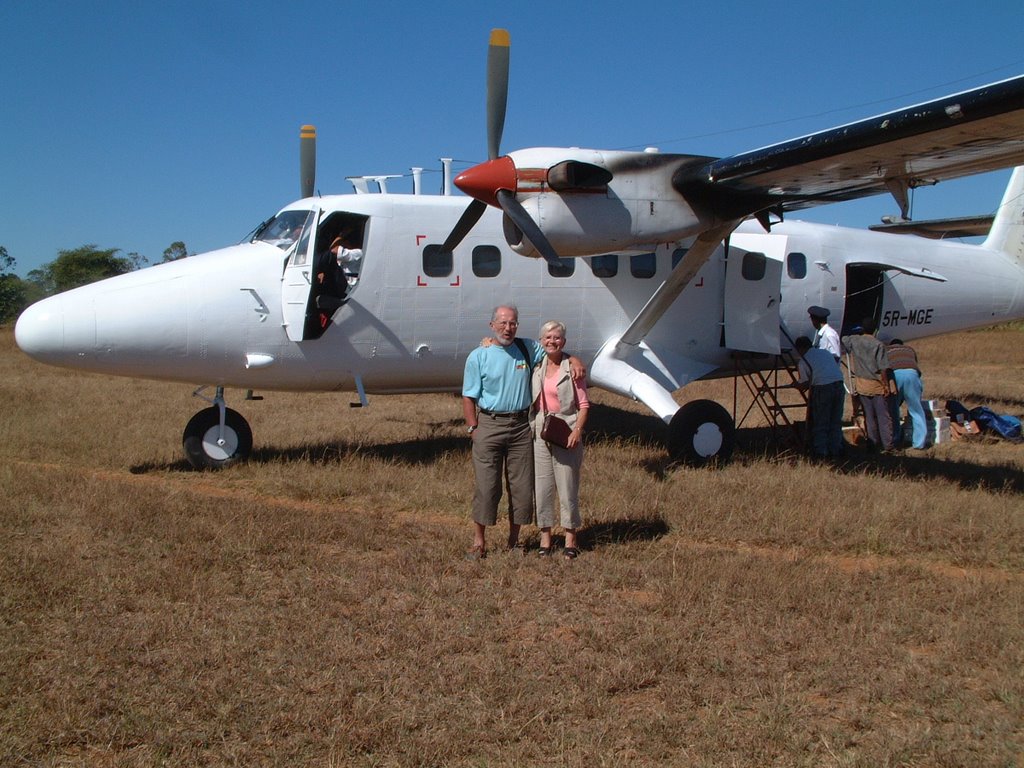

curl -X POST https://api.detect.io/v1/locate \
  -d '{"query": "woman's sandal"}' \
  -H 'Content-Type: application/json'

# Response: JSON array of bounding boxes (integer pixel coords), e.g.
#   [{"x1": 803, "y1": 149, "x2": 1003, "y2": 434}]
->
[
  {"x1": 563, "y1": 547, "x2": 579, "y2": 560},
  {"x1": 538, "y1": 547, "x2": 552, "y2": 557}
]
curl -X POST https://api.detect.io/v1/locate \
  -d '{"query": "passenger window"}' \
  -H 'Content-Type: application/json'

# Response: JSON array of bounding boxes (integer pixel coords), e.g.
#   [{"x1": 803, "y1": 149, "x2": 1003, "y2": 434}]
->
[
  {"x1": 787, "y1": 252, "x2": 807, "y2": 279},
  {"x1": 741, "y1": 252, "x2": 766, "y2": 281},
  {"x1": 589, "y1": 254, "x2": 618, "y2": 278},
  {"x1": 548, "y1": 257, "x2": 575, "y2": 278},
  {"x1": 630, "y1": 252, "x2": 656, "y2": 279},
  {"x1": 671, "y1": 247, "x2": 688, "y2": 269},
  {"x1": 423, "y1": 244, "x2": 452, "y2": 278},
  {"x1": 472, "y1": 245, "x2": 501, "y2": 278}
]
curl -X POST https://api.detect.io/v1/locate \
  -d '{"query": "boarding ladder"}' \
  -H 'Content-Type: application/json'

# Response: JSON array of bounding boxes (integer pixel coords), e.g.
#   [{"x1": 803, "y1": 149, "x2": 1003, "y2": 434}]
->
[{"x1": 730, "y1": 325, "x2": 808, "y2": 451}]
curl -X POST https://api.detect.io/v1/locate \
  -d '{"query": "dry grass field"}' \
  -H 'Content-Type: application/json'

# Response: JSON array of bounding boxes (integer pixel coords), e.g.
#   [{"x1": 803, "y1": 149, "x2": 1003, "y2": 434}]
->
[{"x1": 1, "y1": 324, "x2": 1022, "y2": 767}]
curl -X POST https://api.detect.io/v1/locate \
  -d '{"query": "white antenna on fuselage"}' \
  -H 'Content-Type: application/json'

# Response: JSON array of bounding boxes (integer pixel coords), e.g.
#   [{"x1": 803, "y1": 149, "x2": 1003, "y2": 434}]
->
[{"x1": 440, "y1": 158, "x2": 453, "y2": 196}]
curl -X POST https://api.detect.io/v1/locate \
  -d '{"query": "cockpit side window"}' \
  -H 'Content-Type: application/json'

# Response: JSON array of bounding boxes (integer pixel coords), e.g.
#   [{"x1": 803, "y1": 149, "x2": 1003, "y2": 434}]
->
[{"x1": 254, "y1": 210, "x2": 314, "y2": 257}]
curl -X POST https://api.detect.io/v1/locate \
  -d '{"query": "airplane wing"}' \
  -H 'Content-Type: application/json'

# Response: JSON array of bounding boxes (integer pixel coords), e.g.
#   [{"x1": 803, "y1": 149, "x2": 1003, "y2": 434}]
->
[
  {"x1": 868, "y1": 215, "x2": 994, "y2": 239},
  {"x1": 676, "y1": 75, "x2": 1024, "y2": 220}
]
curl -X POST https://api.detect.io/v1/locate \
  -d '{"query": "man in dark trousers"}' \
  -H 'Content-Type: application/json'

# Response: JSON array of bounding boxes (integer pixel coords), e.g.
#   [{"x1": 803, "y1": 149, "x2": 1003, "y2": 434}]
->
[
  {"x1": 841, "y1": 318, "x2": 894, "y2": 452},
  {"x1": 794, "y1": 336, "x2": 846, "y2": 458}
]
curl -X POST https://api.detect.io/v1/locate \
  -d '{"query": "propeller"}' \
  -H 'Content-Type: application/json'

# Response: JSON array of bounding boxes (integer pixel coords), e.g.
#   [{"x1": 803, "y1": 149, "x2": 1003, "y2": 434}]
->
[
  {"x1": 300, "y1": 124, "x2": 316, "y2": 198},
  {"x1": 439, "y1": 30, "x2": 511, "y2": 254},
  {"x1": 441, "y1": 29, "x2": 562, "y2": 265},
  {"x1": 496, "y1": 190, "x2": 560, "y2": 264},
  {"x1": 441, "y1": 198, "x2": 487, "y2": 253}
]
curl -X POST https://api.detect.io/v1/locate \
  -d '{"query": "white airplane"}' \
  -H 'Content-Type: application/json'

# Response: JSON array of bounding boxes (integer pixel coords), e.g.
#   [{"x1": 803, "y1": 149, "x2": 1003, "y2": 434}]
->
[{"x1": 15, "y1": 30, "x2": 1024, "y2": 469}]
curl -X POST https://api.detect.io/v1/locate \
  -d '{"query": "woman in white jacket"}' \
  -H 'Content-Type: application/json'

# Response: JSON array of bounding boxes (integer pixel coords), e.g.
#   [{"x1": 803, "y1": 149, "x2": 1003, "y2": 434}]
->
[{"x1": 531, "y1": 321, "x2": 590, "y2": 559}]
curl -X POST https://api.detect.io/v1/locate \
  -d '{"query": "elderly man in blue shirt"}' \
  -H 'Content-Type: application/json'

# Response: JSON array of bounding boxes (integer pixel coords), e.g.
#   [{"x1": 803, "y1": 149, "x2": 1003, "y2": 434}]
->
[{"x1": 462, "y1": 305, "x2": 584, "y2": 559}]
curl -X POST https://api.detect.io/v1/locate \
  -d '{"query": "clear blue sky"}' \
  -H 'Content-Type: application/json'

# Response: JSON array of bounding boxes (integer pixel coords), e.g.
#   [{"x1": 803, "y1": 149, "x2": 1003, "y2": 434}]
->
[{"x1": 2, "y1": 0, "x2": 1023, "y2": 277}]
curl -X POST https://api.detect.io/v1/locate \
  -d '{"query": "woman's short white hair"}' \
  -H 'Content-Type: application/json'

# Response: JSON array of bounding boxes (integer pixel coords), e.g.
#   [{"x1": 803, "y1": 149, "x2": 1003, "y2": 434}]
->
[{"x1": 539, "y1": 320, "x2": 566, "y2": 338}]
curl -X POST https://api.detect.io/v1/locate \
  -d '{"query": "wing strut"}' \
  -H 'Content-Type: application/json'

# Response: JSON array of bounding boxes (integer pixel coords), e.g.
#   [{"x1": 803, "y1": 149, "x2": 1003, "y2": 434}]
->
[{"x1": 620, "y1": 221, "x2": 740, "y2": 347}]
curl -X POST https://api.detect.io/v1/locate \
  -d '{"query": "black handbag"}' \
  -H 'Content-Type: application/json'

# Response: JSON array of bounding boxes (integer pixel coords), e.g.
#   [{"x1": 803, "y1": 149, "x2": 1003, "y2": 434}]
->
[
  {"x1": 539, "y1": 365, "x2": 575, "y2": 448},
  {"x1": 541, "y1": 412, "x2": 573, "y2": 448}
]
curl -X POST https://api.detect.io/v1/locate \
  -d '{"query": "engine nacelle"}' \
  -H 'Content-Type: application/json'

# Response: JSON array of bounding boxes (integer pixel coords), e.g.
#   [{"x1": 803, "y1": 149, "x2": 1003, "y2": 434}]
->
[
  {"x1": 501, "y1": 148, "x2": 709, "y2": 258},
  {"x1": 504, "y1": 192, "x2": 704, "y2": 258}
]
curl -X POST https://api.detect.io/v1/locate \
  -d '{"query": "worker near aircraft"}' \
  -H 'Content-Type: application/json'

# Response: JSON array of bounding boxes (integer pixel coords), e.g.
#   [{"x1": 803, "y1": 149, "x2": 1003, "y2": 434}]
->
[
  {"x1": 462, "y1": 305, "x2": 584, "y2": 559},
  {"x1": 530, "y1": 321, "x2": 590, "y2": 559},
  {"x1": 329, "y1": 230, "x2": 363, "y2": 285},
  {"x1": 793, "y1": 336, "x2": 845, "y2": 458},
  {"x1": 842, "y1": 318, "x2": 895, "y2": 453},
  {"x1": 887, "y1": 339, "x2": 927, "y2": 450},
  {"x1": 808, "y1": 306, "x2": 841, "y2": 360}
]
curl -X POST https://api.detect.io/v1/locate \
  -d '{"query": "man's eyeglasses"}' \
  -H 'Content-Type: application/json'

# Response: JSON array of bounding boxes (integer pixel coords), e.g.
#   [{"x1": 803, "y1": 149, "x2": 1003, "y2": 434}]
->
[{"x1": 493, "y1": 320, "x2": 518, "y2": 327}]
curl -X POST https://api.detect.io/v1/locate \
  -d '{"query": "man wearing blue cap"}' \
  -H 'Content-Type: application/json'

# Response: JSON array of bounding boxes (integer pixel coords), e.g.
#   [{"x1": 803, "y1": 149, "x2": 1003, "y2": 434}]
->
[{"x1": 808, "y1": 306, "x2": 841, "y2": 360}]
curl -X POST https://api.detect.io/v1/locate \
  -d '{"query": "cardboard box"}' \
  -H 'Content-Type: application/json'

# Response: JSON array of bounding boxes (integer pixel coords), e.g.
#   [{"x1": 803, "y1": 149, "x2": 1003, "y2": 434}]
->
[
  {"x1": 927, "y1": 416, "x2": 951, "y2": 445},
  {"x1": 950, "y1": 419, "x2": 981, "y2": 440}
]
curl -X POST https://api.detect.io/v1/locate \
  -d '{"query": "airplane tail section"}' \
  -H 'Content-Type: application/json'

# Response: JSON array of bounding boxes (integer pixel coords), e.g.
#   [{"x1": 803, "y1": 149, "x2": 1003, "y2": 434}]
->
[{"x1": 982, "y1": 167, "x2": 1024, "y2": 265}]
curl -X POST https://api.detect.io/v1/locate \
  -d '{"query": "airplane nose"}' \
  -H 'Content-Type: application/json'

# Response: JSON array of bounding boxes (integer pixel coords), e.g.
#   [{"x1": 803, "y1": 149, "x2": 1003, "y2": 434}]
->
[
  {"x1": 454, "y1": 156, "x2": 517, "y2": 208},
  {"x1": 14, "y1": 297, "x2": 65, "y2": 361},
  {"x1": 15, "y1": 293, "x2": 98, "y2": 365}
]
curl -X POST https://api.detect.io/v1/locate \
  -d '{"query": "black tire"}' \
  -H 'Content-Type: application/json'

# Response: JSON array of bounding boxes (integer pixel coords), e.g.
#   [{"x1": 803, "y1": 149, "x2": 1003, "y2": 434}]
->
[
  {"x1": 667, "y1": 399, "x2": 735, "y2": 466},
  {"x1": 182, "y1": 407, "x2": 253, "y2": 470}
]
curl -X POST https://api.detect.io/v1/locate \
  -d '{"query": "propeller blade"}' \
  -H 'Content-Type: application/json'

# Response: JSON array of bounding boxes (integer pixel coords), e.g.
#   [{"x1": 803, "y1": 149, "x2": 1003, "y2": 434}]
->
[
  {"x1": 440, "y1": 30, "x2": 513, "y2": 251},
  {"x1": 300, "y1": 124, "x2": 316, "y2": 198},
  {"x1": 442, "y1": 199, "x2": 488, "y2": 253},
  {"x1": 496, "y1": 189, "x2": 561, "y2": 266},
  {"x1": 486, "y1": 29, "x2": 510, "y2": 160}
]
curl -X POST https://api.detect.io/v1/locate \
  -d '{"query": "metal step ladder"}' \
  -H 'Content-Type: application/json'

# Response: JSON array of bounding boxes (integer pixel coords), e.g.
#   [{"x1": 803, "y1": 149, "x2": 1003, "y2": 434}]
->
[{"x1": 730, "y1": 326, "x2": 809, "y2": 451}]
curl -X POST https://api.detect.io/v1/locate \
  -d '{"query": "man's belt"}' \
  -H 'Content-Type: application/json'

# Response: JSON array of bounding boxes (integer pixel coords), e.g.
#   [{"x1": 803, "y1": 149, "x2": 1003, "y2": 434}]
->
[{"x1": 479, "y1": 408, "x2": 528, "y2": 417}]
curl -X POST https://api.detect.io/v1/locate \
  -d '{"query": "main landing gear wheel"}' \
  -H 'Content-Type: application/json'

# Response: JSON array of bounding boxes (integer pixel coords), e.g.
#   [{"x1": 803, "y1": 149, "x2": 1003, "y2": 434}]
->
[
  {"x1": 182, "y1": 407, "x2": 253, "y2": 470},
  {"x1": 667, "y1": 399, "x2": 735, "y2": 466}
]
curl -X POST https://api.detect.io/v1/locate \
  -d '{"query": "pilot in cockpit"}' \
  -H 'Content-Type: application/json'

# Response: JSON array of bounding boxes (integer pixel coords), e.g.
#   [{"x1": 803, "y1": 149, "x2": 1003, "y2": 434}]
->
[
  {"x1": 329, "y1": 228, "x2": 363, "y2": 286},
  {"x1": 312, "y1": 227, "x2": 363, "y2": 322}
]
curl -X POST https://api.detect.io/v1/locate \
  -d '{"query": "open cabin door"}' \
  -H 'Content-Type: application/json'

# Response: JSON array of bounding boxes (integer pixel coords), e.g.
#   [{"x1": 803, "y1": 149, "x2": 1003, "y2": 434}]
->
[
  {"x1": 280, "y1": 209, "x2": 321, "y2": 342},
  {"x1": 843, "y1": 260, "x2": 947, "y2": 336},
  {"x1": 723, "y1": 232, "x2": 786, "y2": 354}
]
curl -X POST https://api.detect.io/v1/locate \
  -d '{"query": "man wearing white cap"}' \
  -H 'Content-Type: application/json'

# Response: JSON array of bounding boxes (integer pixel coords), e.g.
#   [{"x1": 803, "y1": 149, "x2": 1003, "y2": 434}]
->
[{"x1": 808, "y1": 306, "x2": 841, "y2": 360}]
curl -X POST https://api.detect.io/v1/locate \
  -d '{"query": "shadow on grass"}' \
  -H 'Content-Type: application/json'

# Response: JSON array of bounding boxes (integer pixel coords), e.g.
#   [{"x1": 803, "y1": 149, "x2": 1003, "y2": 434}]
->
[
  {"x1": 131, "y1": 403, "x2": 669, "y2": 474},
  {"x1": 735, "y1": 423, "x2": 1024, "y2": 493},
  {"x1": 131, "y1": 401, "x2": 1022, "y2": 495},
  {"x1": 130, "y1": 459, "x2": 194, "y2": 474},
  {"x1": 536, "y1": 516, "x2": 670, "y2": 553},
  {"x1": 130, "y1": 436, "x2": 470, "y2": 474},
  {"x1": 584, "y1": 403, "x2": 666, "y2": 447},
  {"x1": 833, "y1": 450, "x2": 1024, "y2": 494},
  {"x1": 579, "y1": 516, "x2": 670, "y2": 550},
  {"x1": 249, "y1": 401, "x2": 667, "y2": 469}
]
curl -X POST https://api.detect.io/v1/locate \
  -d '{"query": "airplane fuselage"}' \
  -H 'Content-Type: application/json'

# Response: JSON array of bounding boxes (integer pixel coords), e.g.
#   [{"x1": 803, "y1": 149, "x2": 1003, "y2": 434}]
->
[{"x1": 16, "y1": 192, "x2": 1024, "y2": 404}]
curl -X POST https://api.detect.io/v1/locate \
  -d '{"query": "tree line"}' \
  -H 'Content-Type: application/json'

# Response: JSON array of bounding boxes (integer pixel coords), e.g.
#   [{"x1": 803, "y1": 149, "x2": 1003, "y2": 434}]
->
[{"x1": 0, "y1": 242, "x2": 189, "y2": 324}]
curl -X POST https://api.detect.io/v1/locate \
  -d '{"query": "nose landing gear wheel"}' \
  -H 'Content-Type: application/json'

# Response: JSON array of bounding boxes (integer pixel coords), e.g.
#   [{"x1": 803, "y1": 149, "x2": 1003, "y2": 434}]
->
[
  {"x1": 667, "y1": 399, "x2": 735, "y2": 466},
  {"x1": 182, "y1": 407, "x2": 253, "y2": 470}
]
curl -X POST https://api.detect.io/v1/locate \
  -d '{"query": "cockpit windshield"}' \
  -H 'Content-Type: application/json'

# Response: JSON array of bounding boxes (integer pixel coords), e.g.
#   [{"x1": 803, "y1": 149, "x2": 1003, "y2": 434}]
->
[{"x1": 253, "y1": 210, "x2": 314, "y2": 251}]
